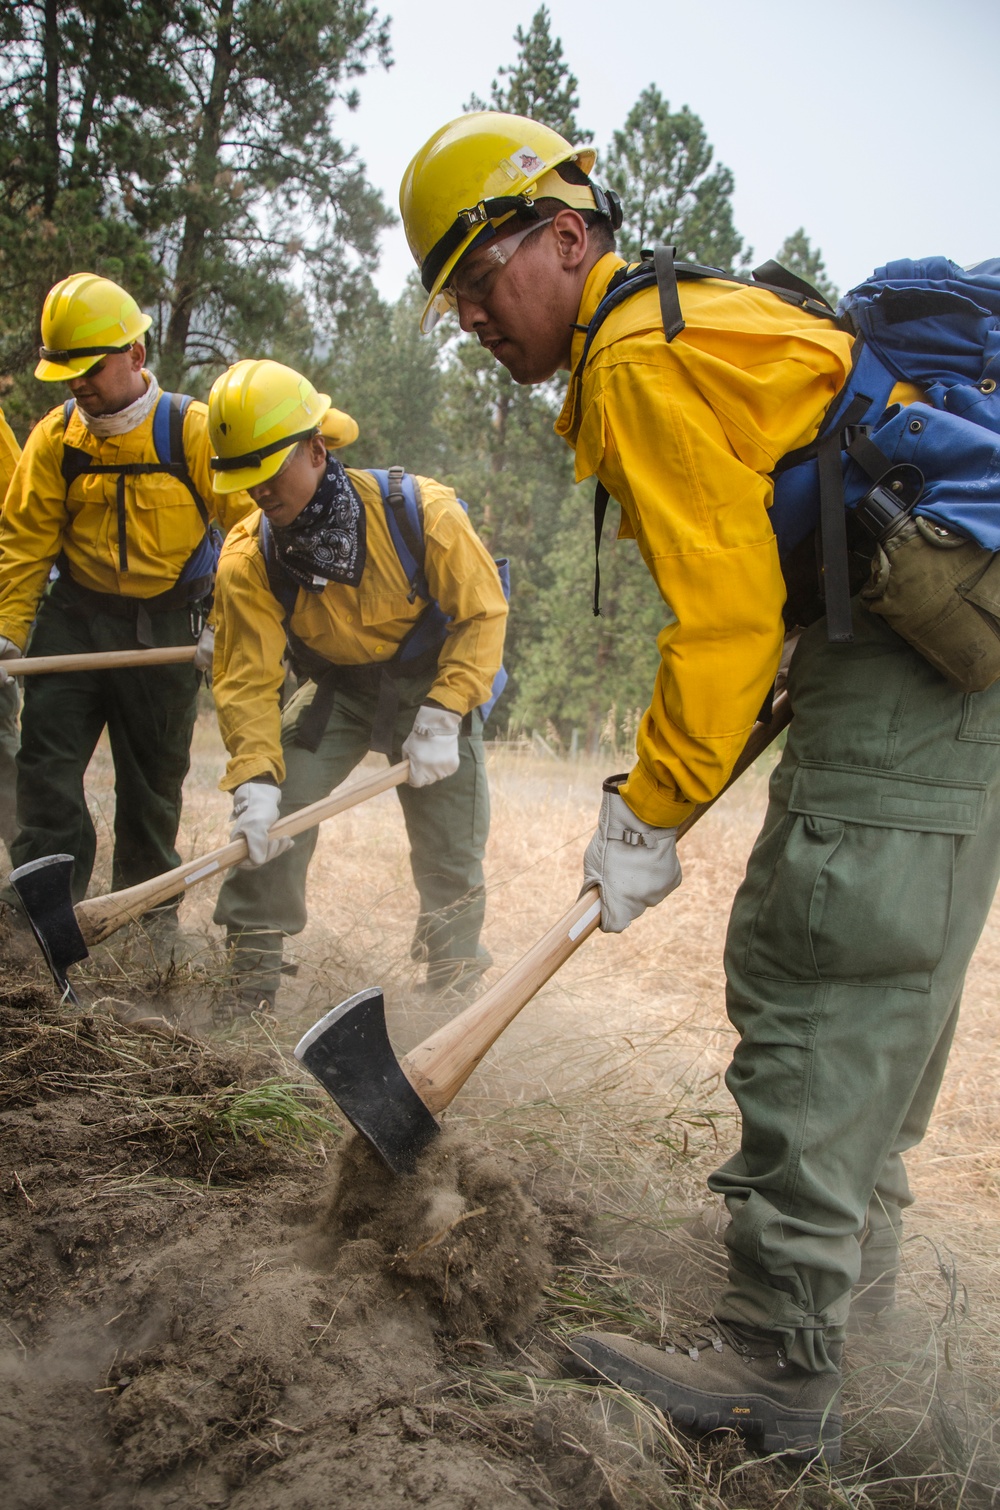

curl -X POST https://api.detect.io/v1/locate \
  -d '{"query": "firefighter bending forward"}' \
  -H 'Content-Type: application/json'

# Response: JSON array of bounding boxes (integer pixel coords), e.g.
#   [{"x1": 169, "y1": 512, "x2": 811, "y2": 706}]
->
[
  {"x1": 0, "y1": 274, "x2": 252, "y2": 943},
  {"x1": 398, "y1": 112, "x2": 1000, "y2": 1465},
  {"x1": 207, "y1": 360, "x2": 508, "y2": 1016}
]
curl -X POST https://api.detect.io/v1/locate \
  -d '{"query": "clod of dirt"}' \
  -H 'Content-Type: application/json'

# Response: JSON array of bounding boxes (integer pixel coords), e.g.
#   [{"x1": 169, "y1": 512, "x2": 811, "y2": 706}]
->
[{"x1": 321, "y1": 1128, "x2": 553, "y2": 1344}]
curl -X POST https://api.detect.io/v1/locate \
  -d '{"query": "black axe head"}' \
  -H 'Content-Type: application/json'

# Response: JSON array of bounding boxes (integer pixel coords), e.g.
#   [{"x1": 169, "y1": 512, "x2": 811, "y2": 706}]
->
[
  {"x1": 294, "y1": 987, "x2": 440, "y2": 1176},
  {"x1": 9, "y1": 854, "x2": 87, "y2": 1004}
]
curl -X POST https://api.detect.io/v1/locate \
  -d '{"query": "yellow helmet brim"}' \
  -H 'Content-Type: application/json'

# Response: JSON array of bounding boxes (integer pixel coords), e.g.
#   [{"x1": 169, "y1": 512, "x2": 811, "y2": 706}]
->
[
  {"x1": 33, "y1": 312, "x2": 152, "y2": 382},
  {"x1": 416, "y1": 150, "x2": 599, "y2": 334},
  {"x1": 210, "y1": 388, "x2": 332, "y2": 494}
]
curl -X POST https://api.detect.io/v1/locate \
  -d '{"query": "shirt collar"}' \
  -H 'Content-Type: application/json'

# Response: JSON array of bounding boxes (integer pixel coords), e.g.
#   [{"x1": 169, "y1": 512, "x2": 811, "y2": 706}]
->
[{"x1": 556, "y1": 253, "x2": 627, "y2": 444}]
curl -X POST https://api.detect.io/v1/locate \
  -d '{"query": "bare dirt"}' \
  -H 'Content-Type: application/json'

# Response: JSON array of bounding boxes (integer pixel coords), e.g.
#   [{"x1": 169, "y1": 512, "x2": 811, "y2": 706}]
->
[{"x1": 0, "y1": 981, "x2": 661, "y2": 1510}]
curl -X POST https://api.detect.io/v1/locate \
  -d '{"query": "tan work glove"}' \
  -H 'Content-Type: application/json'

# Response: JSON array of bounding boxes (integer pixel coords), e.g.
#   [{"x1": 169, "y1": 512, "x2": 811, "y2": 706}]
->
[
  {"x1": 230, "y1": 780, "x2": 293, "y2": 869},
  {"x1": 402, "y1": 704, "x2": 462, "y2": 787},
  {"x1": 582, "y1": 775, "x2": 682, "y2": 933}
]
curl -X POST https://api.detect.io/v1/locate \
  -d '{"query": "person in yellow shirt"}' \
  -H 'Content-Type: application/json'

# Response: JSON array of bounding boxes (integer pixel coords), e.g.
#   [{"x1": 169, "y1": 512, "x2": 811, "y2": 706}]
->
[
  {"x1": 0, "y1": 273, "x2": 252, "y2": 935},
  {"x1": 399, "y1": 113, "x2": 1000, "y2": 1465},
  {"x1": 0, "y1": 402, "x2": 22, "y2": 859},
  {"x1": 207, "y1": 360, "x2": 508, "y2": 1016}
]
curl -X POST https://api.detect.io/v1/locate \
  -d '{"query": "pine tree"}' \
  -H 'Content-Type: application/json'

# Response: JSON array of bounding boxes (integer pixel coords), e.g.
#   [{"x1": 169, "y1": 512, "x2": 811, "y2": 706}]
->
[
  {"x1": 775, "y1": 228, "x2": 840, "y2": 306},
  {"x1": 466, "y1": 5, "x2": 591, "y2": 141},
  {"x1": 0, "y1": 0, "x2": 393, "y2": 421},
  {"x1": 605, "y1": 84, "x2": 747, "y2": 270}
]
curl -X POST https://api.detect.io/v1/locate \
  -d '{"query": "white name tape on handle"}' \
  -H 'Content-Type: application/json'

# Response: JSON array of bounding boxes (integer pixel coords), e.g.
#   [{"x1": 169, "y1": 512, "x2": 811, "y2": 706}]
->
[
  {"x1": 568, "y1": 898, "x2": 602, "y2": 941},
  {"x1": 184, "y1": 860, "x2": 222, "y2": 886}
]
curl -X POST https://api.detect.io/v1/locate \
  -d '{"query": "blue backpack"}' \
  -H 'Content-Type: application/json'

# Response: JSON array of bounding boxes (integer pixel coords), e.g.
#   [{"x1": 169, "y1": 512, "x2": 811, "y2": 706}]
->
[
  {"x1": 61, "y1": 390, "x2": 221, "y2": 595},
  {"x1": 260, "y1": 466, "x2": 510, "y2": 722},
  {"x1": 581, "y1": 249, "x2": 1000, "y2": 664}
]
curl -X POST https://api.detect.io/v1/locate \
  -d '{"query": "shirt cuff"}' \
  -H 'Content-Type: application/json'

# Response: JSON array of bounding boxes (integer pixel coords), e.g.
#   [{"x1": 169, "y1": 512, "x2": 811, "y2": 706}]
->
[{"x1": 619, "y1": 762, "x2": 696, "y2": 829}]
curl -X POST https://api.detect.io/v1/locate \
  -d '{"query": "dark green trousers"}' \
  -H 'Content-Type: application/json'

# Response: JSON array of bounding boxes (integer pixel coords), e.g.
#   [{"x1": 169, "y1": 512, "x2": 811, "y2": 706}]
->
[
  {"x1": 0, "y1": 678, "x2": 19, "y2": 855},
  {"x1": 213, "y1": 671, "x2": 491, "y2": 996},
  {"x1": 710, "y1": 604, "x2": 1000, "y2": 1371},
  {"x1": 9, "y1": 579, "x2": 199, "y2": 903}
]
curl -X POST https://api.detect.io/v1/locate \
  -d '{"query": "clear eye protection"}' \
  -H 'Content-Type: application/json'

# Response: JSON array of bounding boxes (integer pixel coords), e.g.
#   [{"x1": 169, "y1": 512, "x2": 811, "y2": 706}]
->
[{"x1": 439, "y1": 216, "x2": 556, "y2": 319}]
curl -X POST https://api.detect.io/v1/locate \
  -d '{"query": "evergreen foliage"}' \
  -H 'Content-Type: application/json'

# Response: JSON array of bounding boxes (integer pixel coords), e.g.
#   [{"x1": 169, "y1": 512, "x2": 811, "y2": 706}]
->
[
  {"x1": 466, "y1": 5, "x2": 591, "y2": 142},
  {"x1": 0, "y1": 0, "x2": 392, "y2": 420},
  {"x1": 605, "y1": 83, "x2": 747, "y2": 270},
  {"x1": 0, "y1": 5, "x2": 839, "y2": 749}
]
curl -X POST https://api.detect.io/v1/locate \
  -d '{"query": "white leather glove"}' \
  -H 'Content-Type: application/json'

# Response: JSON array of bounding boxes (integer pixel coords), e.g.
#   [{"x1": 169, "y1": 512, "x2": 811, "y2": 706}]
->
[
  {"x1": 402, "y1": 704, "x2": 462, "y2": 787},
  {"x1": 0, "y1": 635, "x2": 21, "y2": 686},
  {"x1": 582, "y1": 775, "x2": 682, "y2": 933},
  {"x1": 230, "y1": 781, "x2": 293, "y2": 869},
  {"x1": 193, "y1": 623, "x2": 215, "y2": 676}
]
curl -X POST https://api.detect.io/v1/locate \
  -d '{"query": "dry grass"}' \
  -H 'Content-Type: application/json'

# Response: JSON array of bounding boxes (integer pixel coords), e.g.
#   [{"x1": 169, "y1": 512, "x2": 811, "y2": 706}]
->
[{"x1": 73, "y1": 705, "x2": 1000, "y2": 1504}]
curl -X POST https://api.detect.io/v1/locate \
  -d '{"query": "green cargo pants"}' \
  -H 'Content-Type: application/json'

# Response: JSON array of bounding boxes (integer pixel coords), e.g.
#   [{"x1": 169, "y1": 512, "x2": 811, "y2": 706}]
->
[
  {"x1": 9, "y1": 578, "x2": 200, "y2": 904},
  {"x1": 709, "y1": 603, "x2": 1000, "y2": 1372},
  {"x1": 0, "y1": 679, "x2": 19, "y2": 857},
  {"x1": 213, "y1": 669, "x2": 491, "y2": 998}
]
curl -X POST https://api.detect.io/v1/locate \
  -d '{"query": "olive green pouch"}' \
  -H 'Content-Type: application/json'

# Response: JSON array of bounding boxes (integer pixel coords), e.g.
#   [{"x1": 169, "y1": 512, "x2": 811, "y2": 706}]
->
[{"x1": 862, "y1": 516, "x2": 1000, "y2": 693}]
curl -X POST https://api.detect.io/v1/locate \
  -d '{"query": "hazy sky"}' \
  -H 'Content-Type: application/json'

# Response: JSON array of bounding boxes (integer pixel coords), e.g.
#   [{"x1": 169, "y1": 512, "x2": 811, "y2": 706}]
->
[{"x1": 343, "y1": 0, "x2": 999, "y2": 303}]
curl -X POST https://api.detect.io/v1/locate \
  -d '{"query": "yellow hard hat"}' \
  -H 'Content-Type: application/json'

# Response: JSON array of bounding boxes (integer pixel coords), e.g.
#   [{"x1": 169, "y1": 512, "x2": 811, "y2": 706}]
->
[
  {"x1": 320, "y1": 405, "x2": 359, "y2": 450},
  {"x1": 400, "y1": 110, "x2": 610, "y2": 332},
  {"x1": 208, "y1": 359, "x2": 332, "y2": 494},
  {"x1": 35, "y1": 273, "x2": 152, "y2": 382}
]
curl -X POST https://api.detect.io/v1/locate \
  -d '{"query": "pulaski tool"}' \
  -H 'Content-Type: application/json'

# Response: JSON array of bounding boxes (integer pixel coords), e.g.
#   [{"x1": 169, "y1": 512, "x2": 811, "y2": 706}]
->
[
  {"x1": 295, "y1": 692, "x2": 792, "y2": 1175},
  {"x1": 9, "y1": 760, "x2": 410, "y2": 1003}
]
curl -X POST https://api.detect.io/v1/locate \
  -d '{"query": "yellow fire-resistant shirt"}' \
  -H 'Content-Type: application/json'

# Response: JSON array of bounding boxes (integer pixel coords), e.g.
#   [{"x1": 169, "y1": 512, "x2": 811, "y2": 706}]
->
[
  {"x1": 555, "y1": 253, "x2": 860, "y2": 828},
  {"x1": 0, "y1": 389, "x2": 253, "y2": 649},
  {"x1": 212, "y1": 470, "x2": 509, "y2": 791},
  {"x1": 0, "y1": 405, "x2": 21, "y2": 500}
]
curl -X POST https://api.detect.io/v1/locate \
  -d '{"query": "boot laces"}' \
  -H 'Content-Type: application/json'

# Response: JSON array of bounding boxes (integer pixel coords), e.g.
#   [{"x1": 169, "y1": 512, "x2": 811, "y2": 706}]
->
[{"x1": 660, "y1": 1317, "x2": 788, "y2": 1367}]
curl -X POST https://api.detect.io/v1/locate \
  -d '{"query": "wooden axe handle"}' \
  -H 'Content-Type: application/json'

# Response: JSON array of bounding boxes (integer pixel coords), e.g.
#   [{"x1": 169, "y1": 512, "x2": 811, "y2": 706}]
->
[
  {"x1": 75, "y1": 760, "x2": 410, "y2": 944},
  {"x1": 3, "y1": 646, "x2": 199, "y2": 676},
  {"x1": 401, "y1": 692, "x2": 792, "y2": 1116}
]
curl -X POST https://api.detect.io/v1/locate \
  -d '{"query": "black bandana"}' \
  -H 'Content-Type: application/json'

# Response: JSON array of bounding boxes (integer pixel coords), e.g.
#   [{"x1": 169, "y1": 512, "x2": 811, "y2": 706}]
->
[{"x1": 270, "y1": 455, "x2": 366, "y2": 592}]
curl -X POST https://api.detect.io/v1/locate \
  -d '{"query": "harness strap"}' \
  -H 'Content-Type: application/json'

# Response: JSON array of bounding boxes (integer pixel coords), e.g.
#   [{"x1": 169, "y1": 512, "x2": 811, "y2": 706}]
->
[
  {"x1": 815, "y1": 392, "x2": 874, "y2": 643},
  {"x1": 593, "y1": 482, "x2": 610, "y2": 616},
  {"x1": 653, "y1": 246, "x2": 686, "y2": 342}
]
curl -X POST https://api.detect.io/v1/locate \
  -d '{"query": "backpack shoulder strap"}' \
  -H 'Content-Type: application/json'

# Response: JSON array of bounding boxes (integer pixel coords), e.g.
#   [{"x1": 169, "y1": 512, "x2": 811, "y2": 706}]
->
[
  {"x1": 152, "y1": 390, "x2": 210, "y2": 527},
  {"x1": 59, "y1": 398, "x2": 94, "y2": 488},
  {"x1": 370, "y1": 467, "x2": 428, "y2": 601}
]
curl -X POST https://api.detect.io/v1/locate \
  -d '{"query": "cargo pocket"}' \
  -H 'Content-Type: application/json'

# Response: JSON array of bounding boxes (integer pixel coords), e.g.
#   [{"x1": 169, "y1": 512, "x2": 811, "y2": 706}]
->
[{"x1": 744, "y1": 762, "x2": 982, "y2": 991}]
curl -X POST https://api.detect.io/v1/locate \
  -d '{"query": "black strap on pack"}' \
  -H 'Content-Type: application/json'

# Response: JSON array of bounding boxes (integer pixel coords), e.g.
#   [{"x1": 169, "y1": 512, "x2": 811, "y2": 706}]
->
[
  {"x1": 585, "y1": 248, "x2": 843, "y2": 617},
  {"x1": 61, "y1": 394, "x2": 210, "y2": 574},
  {"x1": 814, "y1": 393, "x2": 875, "y2": 643}
]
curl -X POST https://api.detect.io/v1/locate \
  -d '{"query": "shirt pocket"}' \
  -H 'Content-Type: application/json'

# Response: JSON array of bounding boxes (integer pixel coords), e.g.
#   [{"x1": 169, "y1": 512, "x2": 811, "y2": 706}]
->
[{"x1": 743, "y1": 762, "x2": 983, "y2": 991}]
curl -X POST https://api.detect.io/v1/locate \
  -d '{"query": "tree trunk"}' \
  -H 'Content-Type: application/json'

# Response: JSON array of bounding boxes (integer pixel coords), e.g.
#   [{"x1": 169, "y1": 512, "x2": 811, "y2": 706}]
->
[
  {"x1": 41, "y1": 0, "x2": 60, "y2": 215},
  {"x1": 161, "y1": 1, "x2": 234, "y2": 386},
  {"x1": 69, "y1": 10, "x2": 109, "y2": 186}
]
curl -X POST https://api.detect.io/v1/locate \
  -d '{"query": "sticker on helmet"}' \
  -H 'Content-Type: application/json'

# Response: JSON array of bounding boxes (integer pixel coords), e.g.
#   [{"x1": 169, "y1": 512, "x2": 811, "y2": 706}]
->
[{"x1": 513, "y1": 148, "x2": 543, "y2": 174}]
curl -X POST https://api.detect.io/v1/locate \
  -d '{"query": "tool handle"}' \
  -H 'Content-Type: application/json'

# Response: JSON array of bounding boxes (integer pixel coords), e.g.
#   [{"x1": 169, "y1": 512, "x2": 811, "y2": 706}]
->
[
  {"x1": 2, "y1": 646, "x2": 199, "y2": 676},
  {"x1": 400, "y1": 692, "x2": 791, "y2": 1115},
  {"x1": 75, "y1": 760, "x2": 410, "y2": 944}
]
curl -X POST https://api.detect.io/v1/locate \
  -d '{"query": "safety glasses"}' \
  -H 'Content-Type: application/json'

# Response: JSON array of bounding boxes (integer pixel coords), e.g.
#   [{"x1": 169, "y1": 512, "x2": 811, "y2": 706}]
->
[{"x1": 429, "y1": 217, "x2": 556, "y2": 326}]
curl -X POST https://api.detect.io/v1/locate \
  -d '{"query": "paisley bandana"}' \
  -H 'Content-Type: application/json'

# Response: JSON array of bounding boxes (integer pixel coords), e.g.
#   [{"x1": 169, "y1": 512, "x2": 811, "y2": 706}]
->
[{"x1": 270, "y1": 454, "x2": 366, "y2": 592}]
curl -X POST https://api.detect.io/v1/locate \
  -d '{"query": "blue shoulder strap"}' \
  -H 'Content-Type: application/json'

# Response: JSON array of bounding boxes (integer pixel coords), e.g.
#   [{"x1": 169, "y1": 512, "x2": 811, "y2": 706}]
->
[
  {"x1": 152, "y1": 390, "x2": 191, "y2": 465},
  {"x1": 368, "y1": 467, "x2": 428, "y2": 599}
]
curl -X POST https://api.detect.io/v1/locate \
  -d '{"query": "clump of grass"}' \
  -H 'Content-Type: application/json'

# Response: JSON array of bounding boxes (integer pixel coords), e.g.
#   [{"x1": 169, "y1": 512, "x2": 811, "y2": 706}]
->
[{"x1": 209, "y1": 1078, "x2": 342, "y2": 1148}]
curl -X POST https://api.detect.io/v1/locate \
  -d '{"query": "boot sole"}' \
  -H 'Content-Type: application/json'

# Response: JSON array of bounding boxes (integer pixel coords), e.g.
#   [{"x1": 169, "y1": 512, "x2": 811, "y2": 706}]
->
[{"x1": 567, "y1": 1336, "x2": 841, "y2": 1466}]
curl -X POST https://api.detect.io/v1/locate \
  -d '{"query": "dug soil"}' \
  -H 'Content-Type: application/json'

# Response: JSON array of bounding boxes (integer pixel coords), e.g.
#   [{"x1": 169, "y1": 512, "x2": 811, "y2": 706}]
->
[
  {"x1": 0, "y1": 974, "x2": 665, "y2": 1510},
  {"x1": 3, "y1": 955, "x2": 998, "y2": 1509}
]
